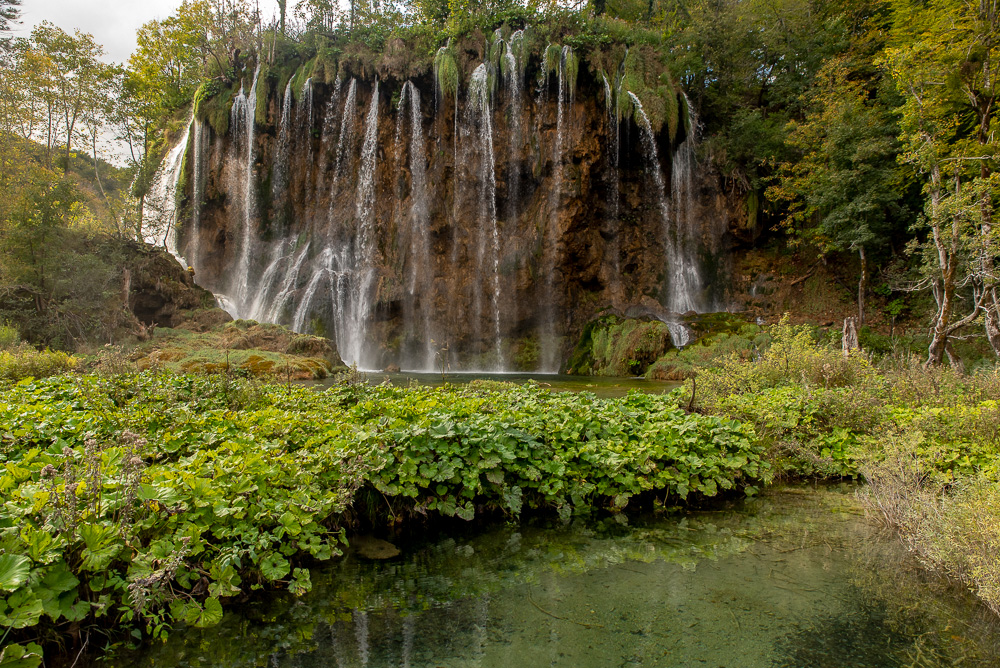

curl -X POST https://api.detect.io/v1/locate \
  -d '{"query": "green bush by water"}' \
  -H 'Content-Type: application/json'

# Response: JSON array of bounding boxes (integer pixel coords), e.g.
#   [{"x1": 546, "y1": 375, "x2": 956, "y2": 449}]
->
[{"x1": 691, "y1": 316, "x2": 1000, "y2": 616}]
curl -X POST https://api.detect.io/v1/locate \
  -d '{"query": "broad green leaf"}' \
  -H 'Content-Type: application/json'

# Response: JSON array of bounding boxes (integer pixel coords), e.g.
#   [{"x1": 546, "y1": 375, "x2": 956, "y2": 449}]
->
[
  {"x1": 193, "y1": 597, "x2": 223, "y2": 628},
  {"x1": 259, "y1": 553, "x2": 290, "y2": 582},
  {"x1": 0, "y1": 555, "x2": 31, "y2": 592}
]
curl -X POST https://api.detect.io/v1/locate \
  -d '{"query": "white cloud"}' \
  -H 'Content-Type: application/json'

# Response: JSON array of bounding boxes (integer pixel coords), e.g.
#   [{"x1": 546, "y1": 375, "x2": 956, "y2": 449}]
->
[{"x1": 17, "y1": 0, "x2": 280, "y2": 64}]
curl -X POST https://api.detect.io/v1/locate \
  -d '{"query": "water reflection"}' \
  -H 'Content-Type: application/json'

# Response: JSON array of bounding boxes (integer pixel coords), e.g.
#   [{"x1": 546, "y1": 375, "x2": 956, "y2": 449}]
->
[{"x1": 110, "y1": 486, "x2": 1000, "y2": 667}]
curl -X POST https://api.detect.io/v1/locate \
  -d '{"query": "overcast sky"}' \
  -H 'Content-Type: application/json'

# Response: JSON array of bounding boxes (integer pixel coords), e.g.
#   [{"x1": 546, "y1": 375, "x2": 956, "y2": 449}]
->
[{"x1": 18, "y1": 0, "x2": 280, "y2": 64}]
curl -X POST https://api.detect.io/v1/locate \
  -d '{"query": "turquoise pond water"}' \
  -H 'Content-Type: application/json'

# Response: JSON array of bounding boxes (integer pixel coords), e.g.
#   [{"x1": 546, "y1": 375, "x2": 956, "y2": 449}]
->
[{"x1": 109, "y1": 485, "x2": 1000, "y2": 667}]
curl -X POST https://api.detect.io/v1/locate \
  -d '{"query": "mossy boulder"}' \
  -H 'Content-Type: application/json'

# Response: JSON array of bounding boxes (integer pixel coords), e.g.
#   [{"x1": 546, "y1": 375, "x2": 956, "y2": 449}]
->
[
  {"x1": 132, "y1": 320, "x2": 347, "y2": 379},
  {"x1": 565, "y1": 315, "x2": 676, "y2": 377}
]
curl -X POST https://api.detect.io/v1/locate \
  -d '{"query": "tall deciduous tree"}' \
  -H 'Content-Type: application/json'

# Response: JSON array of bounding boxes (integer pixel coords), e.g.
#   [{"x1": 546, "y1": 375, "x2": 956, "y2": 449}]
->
[
  {"x1": 772, "y1": 58, "x2": 904, "y2": 325},
  {"x1": 885, "y1": 0, "x2": 1000, "y2": 365},
  {"x1": 0, "y1": 0, "x2": 20, "y2": 52},
  {"x1": 30, "y1": 22, "x2": 105, "y2": 168}
]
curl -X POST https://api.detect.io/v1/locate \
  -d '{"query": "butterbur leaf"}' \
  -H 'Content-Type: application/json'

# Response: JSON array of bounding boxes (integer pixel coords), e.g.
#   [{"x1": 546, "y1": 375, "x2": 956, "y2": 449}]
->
[
  {"x1": 0, "y1": 642, "x2": 43, "y2": 668},
  {"x1": 259, "y1": 553, "x2": 290, "y2": 581},
  {"x1": 288, "y1": 568, "x2": 312, "y2": 596},
  {"x1": 0, "y1": 555, "x2": 31, "y2": 592},
  {"x1": 455, "y1": 502, "x2": 475, "y2": 521},
  {"x1": 40, "y1": 561, "x2": 79, "y2": 594},
  {"x1": 0, "y1": 589, "x2": 44, "y2": 628},
  {"x1": 193, "y1": 597, "x2": 223, "y2": 628}
]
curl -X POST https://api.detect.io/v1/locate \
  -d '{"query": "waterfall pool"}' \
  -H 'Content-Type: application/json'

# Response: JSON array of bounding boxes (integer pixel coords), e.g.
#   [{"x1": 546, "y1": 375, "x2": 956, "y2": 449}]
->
[
  {"x1": 310, "y1": 372, "x2": 683, "y2": 398},
  {"x1": 108, "y1": 485, "x2": 1000, "y2": 667}
]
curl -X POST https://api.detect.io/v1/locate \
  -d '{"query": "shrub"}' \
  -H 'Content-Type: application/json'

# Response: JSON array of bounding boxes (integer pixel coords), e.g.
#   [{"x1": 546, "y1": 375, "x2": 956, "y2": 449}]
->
[
  {"x1": 0, "y1": 346, "x2": 78, "y2": 382},
  {"x1": 696, "y1": 314, "x2": 880, "y2": 403},
  {"x1": 0, "y1": 321, "x2": 20, "y2": 349}
]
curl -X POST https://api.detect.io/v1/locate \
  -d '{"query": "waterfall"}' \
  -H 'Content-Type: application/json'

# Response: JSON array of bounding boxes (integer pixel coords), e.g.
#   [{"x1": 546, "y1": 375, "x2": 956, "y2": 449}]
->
[
  {"x1": 339, "y1": 80, "x2": 381, "y2": 368},
  {"x1": 245, "y1": 244, "x2": 289, "y2": 321},
  {"x1": 185, "y1": 62, "x2": 725, "y2": 373},
  {"x1": 230, "y1": 62, "x2": 261, "y2": 316},
  {"x1": 298, "y1": 77, "x2": 316, "y2": 201},
  {"x1": 318, "y1": 77, "x2": 342, "y2": 182},
  {"x1": 288, "y1": 79, "x2": 378, "y2": 368},
  {"x1": 603, "y1": 73, "x2": 620, "y2": 226},
  {"x1": 498, "y1": 29, "x2": 524, "y2": 229},
  {"x1": 668, "y1": 93, "x2": 706, "y2": 314},
  {"x1": 397, "y1": 81, "x2": 435, "y2": 371},
  {"x1": 260, "y1": 242, "x2": 310, "y2": 323},
  {"x1": 629, "y1": 90, "x2": 705, "y2": 331},
  {"x1": 331, "y1": 78, "x2": 357, "y2": 201},
  {"x1": 538, "y1": 47, "x2": 572, "y2": 373},
  {"x1": 468, "y1": 64, "x2": 504, "y2": 370},
  {"x1": 146, "y1": 118, "x2": 191, "y2": 265},
  {"x1": 602, "y1": 74, "x2": 621, "y2": 280},
  {"x1": 298, "y1": 77, "x2": 315, "y2": 130},
  {"x1": 186, "y1": 118, "x2": 208, "y2": 273},
  {"x1": 271, "y1": 80, "x2": 293, "y2": 223}
]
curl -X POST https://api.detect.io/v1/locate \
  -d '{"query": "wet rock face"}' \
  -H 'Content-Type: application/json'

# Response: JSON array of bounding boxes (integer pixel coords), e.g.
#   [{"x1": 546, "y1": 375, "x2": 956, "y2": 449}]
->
[
  {"x1": 178, "y1": 64, "x2": 736, "y2": 371},
  {"x1": 126, "y1": 245, "x2": 227, "y2": 330}
]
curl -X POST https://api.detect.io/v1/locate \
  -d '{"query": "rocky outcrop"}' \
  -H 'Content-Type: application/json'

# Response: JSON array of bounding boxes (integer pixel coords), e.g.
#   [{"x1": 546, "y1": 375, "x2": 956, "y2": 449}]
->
[
  {"x1": 125, "y1": 244, "x2": 230, "y2": 331},
  {"x1": 174, "y1": 33, "x2": 742, "y2": 371}
]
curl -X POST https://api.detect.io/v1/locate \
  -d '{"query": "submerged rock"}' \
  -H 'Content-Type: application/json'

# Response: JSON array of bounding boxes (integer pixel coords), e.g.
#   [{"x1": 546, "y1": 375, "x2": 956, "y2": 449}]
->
[{"x1": 353, "y1": 536, "x2": 401, "y2": 560}]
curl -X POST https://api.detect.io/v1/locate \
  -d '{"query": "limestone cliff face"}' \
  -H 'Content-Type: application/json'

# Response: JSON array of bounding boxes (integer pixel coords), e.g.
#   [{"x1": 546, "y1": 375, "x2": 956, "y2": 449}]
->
[{"x1": 176, "y1": 47, "x2": 739, "y2": 371}]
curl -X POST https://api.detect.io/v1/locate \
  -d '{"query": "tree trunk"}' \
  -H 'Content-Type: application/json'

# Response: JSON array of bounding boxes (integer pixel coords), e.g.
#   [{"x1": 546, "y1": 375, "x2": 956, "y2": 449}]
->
[
  {"x1": 925, "y1": 164, "x2": 952, "y2": 367},
  {"x1": 926, "y1": 328, "x2": 948, "y2": 366},
  {"x1": 857, "y1": 246, "x2": 867, "y2": 325},
  {"x1": 987, "y1": 290, "x2": 1000, "y2": 356},
  {"x1": 137, "y1": 193, "x2": 145, "y2": 240},
  {"x1": 945, "y1": 341, "x2": 966, "y2": 374},
  {"x1": 842, "y1": 317, "x2": 859, "y2": 356}
]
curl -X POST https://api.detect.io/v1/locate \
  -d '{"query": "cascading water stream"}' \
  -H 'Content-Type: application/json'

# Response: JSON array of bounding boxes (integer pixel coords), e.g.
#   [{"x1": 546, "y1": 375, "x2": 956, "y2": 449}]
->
[
  {"x1": 628, "y1": 91, "x2": 703, "y2": 347},
  {"x1": 317, "y1": 77, "x2": 342, "y2": 184},
  {"x1": 397, "y1": 81, "x2": 435, "y2": 371},
  {"x1": 338, "y1": 80, "x2": 381, "y2": 369},
  {"x1": 330, "y1": 78, "x2": 357, "y2": 202},
  {"x1": 496, "y1": 29, "x2": 524, "y2": 228},
  {"x1": 271, "y1": 81, "x2": 293, "y2": 222},
  {"x1": 538, "y1": 47, "x2": 572, "y2": 373},
  {"x1": 146, "y1": 117, "x2": 191, "y2": 265},
  {"x1": 668, "y1": 93, "x2": 707, "y2": 314},
  {"x1": 298, "y1": 78, "x2": 316, "y2": 200},
  {"x1": 186, "y1": 118, "x2": 207, "y2": 273},
  {"x1": 230, "y1": 62, "x2": 261, "y2": 316},
  {"x1": 468, "y1": 64, "x2": 504, "y2": 370},
  {"x1": 602, "y1": 74, "x2": 621, "y2": 282}
]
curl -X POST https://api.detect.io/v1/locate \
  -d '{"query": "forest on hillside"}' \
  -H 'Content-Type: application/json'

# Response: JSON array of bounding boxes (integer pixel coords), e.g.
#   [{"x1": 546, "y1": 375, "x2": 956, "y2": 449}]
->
[{"x1": 0, "y1": 0, "x2": 997, "y2": 364}]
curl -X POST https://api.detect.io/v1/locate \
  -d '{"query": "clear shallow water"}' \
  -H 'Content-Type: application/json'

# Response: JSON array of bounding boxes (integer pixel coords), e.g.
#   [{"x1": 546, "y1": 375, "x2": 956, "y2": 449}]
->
[
  {"x1": 314, "y1": 372, "x2": 683, "y2": 398},
  {"x1": 110, "y1": 485, "x2": 1000, "y2": 667}
]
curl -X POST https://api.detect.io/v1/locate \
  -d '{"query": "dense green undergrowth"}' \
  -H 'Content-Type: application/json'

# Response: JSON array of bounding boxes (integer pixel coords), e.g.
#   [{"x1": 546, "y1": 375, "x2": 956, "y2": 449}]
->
[
  {"x1": 0, "y1": 373, "x2": 762, "y2": 662},
  {"x1": 691, "y1": 317, "x2": 1000, "y2": 616}
]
